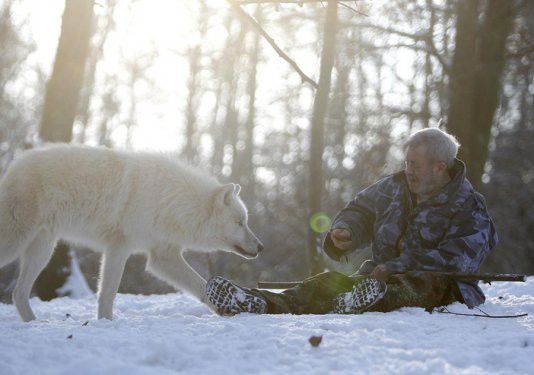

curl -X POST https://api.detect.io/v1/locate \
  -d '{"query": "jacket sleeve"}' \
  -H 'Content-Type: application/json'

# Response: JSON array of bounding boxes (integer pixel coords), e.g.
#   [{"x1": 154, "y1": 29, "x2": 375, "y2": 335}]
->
[
  {"x1": 384, "y1": 196, "x2": 498, "y2": 274},
  {"x1": 323, "y1": 185, "x2": 377, "y2": 261}
]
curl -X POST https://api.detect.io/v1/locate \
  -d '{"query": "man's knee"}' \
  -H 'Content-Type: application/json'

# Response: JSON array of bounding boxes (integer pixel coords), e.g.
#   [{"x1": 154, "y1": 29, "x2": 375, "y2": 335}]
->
[{"x1": 370, "y1": 272, "x2": 461, "y2": 312}]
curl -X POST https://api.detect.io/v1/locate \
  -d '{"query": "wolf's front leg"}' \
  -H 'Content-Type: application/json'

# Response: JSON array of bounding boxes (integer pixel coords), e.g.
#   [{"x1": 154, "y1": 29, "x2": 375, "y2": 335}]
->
[
  {"x1": 146, "y1": 245, "x2": 207, "y2": 302},
  {"x1": 97, "y1": 250, "x2": 129, "y2": 320}
]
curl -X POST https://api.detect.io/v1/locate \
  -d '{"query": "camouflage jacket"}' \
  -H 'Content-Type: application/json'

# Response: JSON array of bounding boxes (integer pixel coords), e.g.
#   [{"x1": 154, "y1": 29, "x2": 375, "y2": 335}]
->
[{"x1": 323, "y1": 159, "x2": 498, "y2": 308}]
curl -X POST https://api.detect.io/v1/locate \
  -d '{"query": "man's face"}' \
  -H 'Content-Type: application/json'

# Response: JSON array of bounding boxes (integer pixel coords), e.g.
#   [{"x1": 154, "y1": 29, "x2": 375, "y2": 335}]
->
[{"x1": 404, "y1": 145, "x2": 444, "y2": 196}]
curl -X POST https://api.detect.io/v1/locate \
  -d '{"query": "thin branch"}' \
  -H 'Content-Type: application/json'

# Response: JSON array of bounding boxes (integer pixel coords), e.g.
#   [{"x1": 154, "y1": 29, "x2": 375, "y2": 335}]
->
[
  {"x1": 228, "y1": 0, "x2": 318, "y2": 89},
  {"x1": 423, "y1": 34, "x2": 451, "y2": 74},
  {"x1": 338, "y1": 2, "x2": 367, "y2": 17},
  {"x1": 435, "y1": 307, "x2": 528, "y2": 319},
  {"x1": 507, "y1": 44, "x2": 534, "y2": 58},
  {"x1": 237, "y1": 0, "x2": 359, "y2": 4},
  {"x1": 345, "y1": 22, "x2": 427, "y2": 40},
  {"x1": 238, "y1": 0, "x2": 368, "y2": 15},
  {"x1": 343, "y1": 22, "x2": 451, "y2": 73},
  {"x1": 369, "y1": 43, "x2": 427, "y2": 51}
]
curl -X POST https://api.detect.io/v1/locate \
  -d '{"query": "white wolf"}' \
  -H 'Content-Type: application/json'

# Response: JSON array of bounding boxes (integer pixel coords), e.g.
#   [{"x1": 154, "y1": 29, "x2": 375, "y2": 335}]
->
[{"x1": 0, "y1": 144, "x2": 263, "y2": 322}]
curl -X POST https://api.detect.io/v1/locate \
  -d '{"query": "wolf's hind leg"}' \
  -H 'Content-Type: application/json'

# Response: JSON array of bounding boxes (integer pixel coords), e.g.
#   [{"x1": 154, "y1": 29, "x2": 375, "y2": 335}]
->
[
  {"x1": 13, "y1": 229, "x2": 56, "y2": 322},
  {"x1": 0, "y1": 224, "x2": 35, "y2": 270},
  {"x1": 97, "y1": 249, "x2": 129, "y2": 320},
  {"x1": 0, "y1": 236, "x2": 26, "y2": 270}
]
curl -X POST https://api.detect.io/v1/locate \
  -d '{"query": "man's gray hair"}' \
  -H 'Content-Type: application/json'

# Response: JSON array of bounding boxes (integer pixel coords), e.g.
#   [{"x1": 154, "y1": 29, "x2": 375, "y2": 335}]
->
[{"x1": 404, "y1": 128, "x2": 460, "y2": 167}]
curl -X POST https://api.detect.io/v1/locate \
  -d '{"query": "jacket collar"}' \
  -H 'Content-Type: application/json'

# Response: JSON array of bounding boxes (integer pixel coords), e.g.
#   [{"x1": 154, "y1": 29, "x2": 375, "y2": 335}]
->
[
  {"x1": 425, "y1": 158, "x2": 473, "y2": 206},
  {"x1": 397, "y1": 158, "x2": 471, "y2": 207}
]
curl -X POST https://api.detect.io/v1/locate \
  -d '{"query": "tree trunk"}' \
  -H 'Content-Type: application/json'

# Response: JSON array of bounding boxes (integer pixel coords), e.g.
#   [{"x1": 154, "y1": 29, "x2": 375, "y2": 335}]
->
[
  {"x1": 307, "y1": 0, "x2": 338, "y2": 275},
  {"x1": 210, "y1": 16, "x2": 244, "y2": 174},
  {"x1": 446, "y1": 0, "x2": 478, "y2": 165},
  {"x1": 447, "y1": 0, "x2": 515, "y2": 189},
  {"x1": 423, "y1": 0, "x2": 436, "y2": 128},
  {"x1": 39, "y1": 0, "x2": 94, "y2": 143},
  {"x1": 218, "y1": 23, "x2": 246, "y2": 177},
  {"x1": 34, "y1": 0, "x2": 93, "y2": 301},
  {"x1": 78, "y1": 0, "x2": 117, "y2": 144},
  {"x1": 469, "y1": 0, "x2": 515, "y2": 188},
  {"x1": 237, "y1": 8, "x2": 262, "y2": 203},
  {"x1": 184, "y1": 2, "x2": 208, "y2": 162}
]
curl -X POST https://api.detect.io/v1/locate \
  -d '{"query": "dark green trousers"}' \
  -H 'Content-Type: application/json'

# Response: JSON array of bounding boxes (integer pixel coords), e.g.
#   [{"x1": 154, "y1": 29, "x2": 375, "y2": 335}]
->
[{"x1": 252, "y1": 271, "x2": 461, "y2": 314}]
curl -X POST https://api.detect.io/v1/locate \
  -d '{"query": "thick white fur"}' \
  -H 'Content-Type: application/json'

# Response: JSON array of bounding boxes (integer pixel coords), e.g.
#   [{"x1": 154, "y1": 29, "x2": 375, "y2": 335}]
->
[{"x1": 0, "y1": 144, "x2": 263, "y2": 321}]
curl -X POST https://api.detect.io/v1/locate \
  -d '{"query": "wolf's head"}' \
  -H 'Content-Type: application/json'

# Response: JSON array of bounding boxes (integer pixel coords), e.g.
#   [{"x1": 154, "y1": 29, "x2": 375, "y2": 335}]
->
[{"x1": 209, "y1": 183, "x2": 264, "y2": 259}]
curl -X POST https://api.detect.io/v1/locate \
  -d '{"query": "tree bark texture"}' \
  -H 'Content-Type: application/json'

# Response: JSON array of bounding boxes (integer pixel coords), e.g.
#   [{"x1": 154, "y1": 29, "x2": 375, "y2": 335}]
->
[
  {"x1": 35, "y1": 0, "x2": 94, "y2": 301},
  {"x1": 307, "y1": 0, "x2": 338, "y2": 275},
  {"x1": 39, "y1": 0, "x2": 94, "y2": 143},
  {"x1": 447, "y1": 0, "x2": 515, "y2": 189}
]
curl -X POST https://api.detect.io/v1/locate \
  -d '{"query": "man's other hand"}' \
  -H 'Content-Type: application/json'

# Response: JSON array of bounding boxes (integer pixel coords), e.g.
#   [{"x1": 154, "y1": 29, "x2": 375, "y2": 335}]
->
[
  {"x1": 371, "y1": 264, "x2": 391, "y2": 282},
  {"x1": 330, "y1": 228, "x2": 353, "y2": 250}
]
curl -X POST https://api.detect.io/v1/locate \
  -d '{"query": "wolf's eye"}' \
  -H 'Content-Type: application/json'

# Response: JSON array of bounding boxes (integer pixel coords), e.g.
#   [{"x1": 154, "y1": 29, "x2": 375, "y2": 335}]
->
[{"x1": 237, "y1": 220, "x2": 244, "y2": 227}]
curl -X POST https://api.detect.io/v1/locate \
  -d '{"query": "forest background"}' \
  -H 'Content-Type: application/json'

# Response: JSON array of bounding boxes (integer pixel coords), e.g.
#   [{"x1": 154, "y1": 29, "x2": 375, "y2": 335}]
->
[{"x1": 0, "y1": 0, "x2": 532, "y2": 301}]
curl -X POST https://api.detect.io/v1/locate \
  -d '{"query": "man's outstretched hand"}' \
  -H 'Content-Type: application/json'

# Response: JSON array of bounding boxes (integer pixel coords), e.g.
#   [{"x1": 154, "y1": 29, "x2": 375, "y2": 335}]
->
[
  {"x1": 371, "y1": 264, "x2": 392, "y2": 282},
  {"x1": 330, "y1": 228, "x2": 353, "y2": 250}
]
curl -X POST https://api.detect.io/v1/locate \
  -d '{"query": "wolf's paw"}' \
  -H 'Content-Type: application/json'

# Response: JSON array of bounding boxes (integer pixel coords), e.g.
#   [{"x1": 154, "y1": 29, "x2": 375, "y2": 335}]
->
[
  {"x1": 206, "y1": 276, "x2": 267, "y2": 315},
  {"x1": 333, "y1": 278, "x2": 387, "y2": 314}
]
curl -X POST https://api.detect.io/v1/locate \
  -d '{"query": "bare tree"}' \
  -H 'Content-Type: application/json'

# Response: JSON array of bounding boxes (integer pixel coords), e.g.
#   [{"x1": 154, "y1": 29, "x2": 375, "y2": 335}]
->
[
  {"x1": 232, "y1": 7, "x2": 263, "y2": 202},
  {"x1": 307, "y1": 0, "x2": 338, "y2": 275},
  {"x1": 39, "y1": 0, "x2": 94, "y2": 143},
  {"x1": 34, "y1": 0, "x2": 94, "y2": 300},
  {"x1": 183, "y1": 2, "x2": 209, "y2": 161},
  {"x1": 77, "y1": 0, "x2": 118, "y2": 144},
  {"x1": 210, "y1": 16, "x2": 247, "y2": 175},
  {"x1": 0, "y1": 0, "x2": 36, "y2": 303},
  {"x1": 447, "y1": 0, "x2": 516, "y2": 188}
]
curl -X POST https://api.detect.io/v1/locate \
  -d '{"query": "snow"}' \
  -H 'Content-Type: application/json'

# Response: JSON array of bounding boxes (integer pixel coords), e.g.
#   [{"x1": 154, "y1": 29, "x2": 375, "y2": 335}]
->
[
  {"x1": 55, "y1": 250, "x2": 93, "y2": 299},
  {"x1": 0, "y1": 279, "x2": 533, "y2": 374}
]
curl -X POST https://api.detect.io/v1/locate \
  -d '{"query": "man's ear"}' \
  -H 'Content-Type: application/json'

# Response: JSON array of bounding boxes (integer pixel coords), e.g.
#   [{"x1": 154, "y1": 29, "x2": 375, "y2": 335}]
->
[
  {"x1": 435, "y1": 161, "x2": 448, "y2": 174},
  {"x1": 215, "y1": 183, "x2": 236, "y2": 207}
]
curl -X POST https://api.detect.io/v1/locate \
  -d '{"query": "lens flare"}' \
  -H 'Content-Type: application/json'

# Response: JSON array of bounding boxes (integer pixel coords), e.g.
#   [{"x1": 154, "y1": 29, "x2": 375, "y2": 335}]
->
[{"x1": 309, "y1": 212, "x2": 332, "y2": 234}]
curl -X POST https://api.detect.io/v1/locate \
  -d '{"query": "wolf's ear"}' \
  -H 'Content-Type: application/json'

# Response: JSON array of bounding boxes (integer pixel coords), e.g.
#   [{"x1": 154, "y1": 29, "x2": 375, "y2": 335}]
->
[
  {"x1": 233, "y1": 183, "x2": 241, "y2": 196},
  {"x1": 215, "y1": 183, "x2": 236, "y2": 207}
]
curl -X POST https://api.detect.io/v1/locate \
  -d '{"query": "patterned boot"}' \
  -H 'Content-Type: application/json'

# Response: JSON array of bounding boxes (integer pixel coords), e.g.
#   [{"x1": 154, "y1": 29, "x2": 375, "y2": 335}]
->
[
  {"x1": 332, "y1": 278, "x2": 387, "y2": 314},
  {"x1": 206, "y1": 276, "x2": 267, "y2": 316}
]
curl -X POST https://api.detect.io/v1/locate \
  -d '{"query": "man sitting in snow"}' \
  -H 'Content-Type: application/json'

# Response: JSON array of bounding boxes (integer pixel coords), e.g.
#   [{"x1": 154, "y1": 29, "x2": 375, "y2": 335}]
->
[{"x1": 205, "y1": 128, "x2": 498, "y2": 315}]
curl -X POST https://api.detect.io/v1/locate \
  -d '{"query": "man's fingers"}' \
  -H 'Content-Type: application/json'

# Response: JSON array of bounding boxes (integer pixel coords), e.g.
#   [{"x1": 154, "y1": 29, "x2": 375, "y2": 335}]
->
[{"x1": 331, "y1": 228, "x2": 351, "y2": 240}]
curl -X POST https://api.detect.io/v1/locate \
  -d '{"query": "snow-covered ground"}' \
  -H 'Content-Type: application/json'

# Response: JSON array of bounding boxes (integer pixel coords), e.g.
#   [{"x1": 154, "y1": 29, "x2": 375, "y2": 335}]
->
[{"x1": 0, "y1": 279, "x2": 533, "y2": 375}]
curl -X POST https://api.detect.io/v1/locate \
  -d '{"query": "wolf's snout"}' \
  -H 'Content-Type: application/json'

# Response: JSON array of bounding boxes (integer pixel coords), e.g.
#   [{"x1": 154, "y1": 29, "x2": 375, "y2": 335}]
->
[{"x1": 257, "y1": 243, "x2": 264, "y2": 253}]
